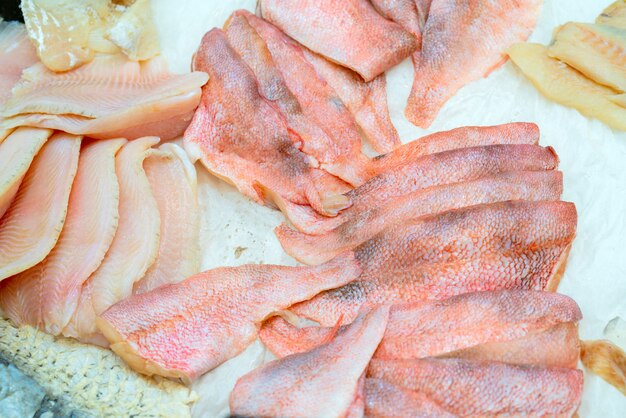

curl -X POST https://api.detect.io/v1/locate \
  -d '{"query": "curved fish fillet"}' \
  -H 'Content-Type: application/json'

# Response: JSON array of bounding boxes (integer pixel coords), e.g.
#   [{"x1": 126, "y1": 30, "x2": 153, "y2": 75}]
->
[
  {"x1": 97, "y1": 252, "x2": 361, "y2": 382},
  {"x1": 0, "y1": 133, "x2": 81, "y2": 282},
  {"x1": 134, "y1": 143, "x2": 200, "y2": 294},
  {"x1": 277, "y1": 170, "x2": 563, "y2": 265},
  {"x1": 64, "y1": 137, "x2": 161, "y2": 344},
  {"x1": 406, "y1": 0, "x2": 543, "y2": 128},
  {"x1": 597, "y1": 1, "x2": 626, "y2": 29},
  {"x1": 260, "y1": 0, "x2": 417, "y2": 81},
  {"x1": 365, "y1": 378, "x2": 455, "y2": 418},
  {"x1": 292, "y1": 200, "x2": 577, "y2": 325},
  {"x1": 0, "y1": 138, "x2": 126, "y2": 334},
  {"x1": 230, "y1": 307, "x2": 388, "y2": 418},
  {"x1": 0, "y1": 128, "x2": 51, "y2": 219},
  {"x1": 0, "y1": 20, "x2": 38, "y2": 106},
  {"x1": 368, "y1": 358, "x2": 583, "y2": 416}
]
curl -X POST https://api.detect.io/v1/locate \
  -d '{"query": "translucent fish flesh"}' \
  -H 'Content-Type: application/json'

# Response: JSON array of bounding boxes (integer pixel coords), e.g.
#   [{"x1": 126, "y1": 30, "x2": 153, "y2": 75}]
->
[{"x1": 0, "y1": 20, "x2": 38, "y2": 106}]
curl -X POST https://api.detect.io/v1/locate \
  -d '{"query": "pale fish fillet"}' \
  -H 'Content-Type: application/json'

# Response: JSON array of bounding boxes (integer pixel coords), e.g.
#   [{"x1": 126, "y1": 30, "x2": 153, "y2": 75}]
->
[
  {"x1": 0, "y1": 127, "x2": 51, "y2": 219},
  {"x1": 597, "y1": 1, "x2": 626, "y2": 29},
  {"x1": 230, "y1": 307, "x2": 389, "y2": 418},
  {"x1": 292, "y1": 201, "x2": 577, "y2": 326},
  {"x1": 406, "y1": 0, "x2": 543, "y2": 128},
  {"x1": 0, "y1": 138, "x2": 126, "y2": 335},
  {"x1": 133, "y1": 143, "x2": 200, "y2": 294},
  {"x1": 581, "y1": 339, "x2": 626, "y2": 396},
  {"x1": 276, "y1": 170, "x2": 563, "y2": 265},
  {"x1": 508, "y1": 43, "x2": 626, "y2": 131},
  {"x1": 96, "y1": 252, "x2": 361, "y2": 382},
  {"x1": 0, "y1": 132, "x2": 81, "y2": 282},
  {"x1": 64, "y1": 137, "x2": 162, "y2": 344},
  {"x1": 368, "y1": 358, "x2": 583, "y2": 416},
  {"x1": 548, "y1": 22, "x2": 626, "y2": 92},
  {"x1": 259, "y1": 0, "x2": 417, "y2": 81},
  {"x1": 302, "y1": 48, "x2": 400, "y2": 154},
  {"x1": 0, "y1": 20, "x2": 38, "y2": 106},
  {"x1": 261, "y1": 290, "x2": 581, "y2": 367},
  {"x1": 1, "y1": 54, "x2": 208, "y2": 140},
  {"x1": 279, "y1": 144, "x2": 559, "y2": 235}
]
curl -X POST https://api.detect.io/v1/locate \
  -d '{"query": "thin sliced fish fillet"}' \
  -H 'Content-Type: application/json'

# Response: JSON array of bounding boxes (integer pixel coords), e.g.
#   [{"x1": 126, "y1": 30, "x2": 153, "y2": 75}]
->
[
  {"x1": 281, "y1": 144, "x2": 559, "y2": 235},
  {"x1": 230, "y1": 307, "x2": 388, "y2": 418},
  {"x1": 597, "y1": 1, "x2": 626, "y2": 29},
  {"x1": 302, "y1": 49, "x2": 400, "y2": 153},
  {"x1": 406, "y1": 0, "x2": 543, "y2": 128},
  {"x1": 259, "y1": 0, "x2": 417, "y2": 81},
  {"x1": 0, "y1": 127, "x2": 51, "y2": 219},
  {"x1": 1, "y1": 54, "x2": 208, "y2": 140},
  {"x1": 0, "y1": 132, "x2": 81, "y2": 282},
  {"x1": 369, "y1": 358, "x2": 583, "y2": 416},
  {"x1": 96, "y1": 251, "x2": 361, "y2": 382},
  {"x1": 0, "y1": 138, "x2": 126, "y2": 335},
  {"x1": 184, "y1": 28, "x2": 349, "y2": 217},
  {"x1": 64, "y1": 137, "x2": 162, "y2": 344},
  {"x1": 228, "y1": 11, "x2": 370, "y2": 186},
  {"x1": 133, "y1": 143, "x2": 200, "y2": 294},
  {"x1": 277, "y1": 170, "x2": 563, "y2": 265},
  {"x1": 292, "y1": 200, "x2": 577, "y2": 325},
  {"x1": 0, "y1": 20, "x2": 38, "y2": 106}
]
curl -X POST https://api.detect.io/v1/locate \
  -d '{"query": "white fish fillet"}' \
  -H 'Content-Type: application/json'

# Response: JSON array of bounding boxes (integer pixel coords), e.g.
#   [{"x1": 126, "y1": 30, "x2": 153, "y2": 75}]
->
[{"x1": 0, "y1": 19, "x2": 38, "y2": 106}]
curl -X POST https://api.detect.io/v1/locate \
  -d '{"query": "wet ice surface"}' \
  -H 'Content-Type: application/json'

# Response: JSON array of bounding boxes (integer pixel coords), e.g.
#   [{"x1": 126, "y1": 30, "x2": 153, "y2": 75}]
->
[{"x1": 149, "y1": 0, "x2": 626, "y2": 416}]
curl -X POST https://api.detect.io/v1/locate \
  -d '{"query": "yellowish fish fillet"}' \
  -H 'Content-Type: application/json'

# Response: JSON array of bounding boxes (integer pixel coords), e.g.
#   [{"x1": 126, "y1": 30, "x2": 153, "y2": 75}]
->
[
  {"x1": 0, "y1": 127, "x2": 51, "y2": 219},
  {"x1": 548, "y1": 22, "x2": 626, "y2": 92},
  {"x1": 106, "y1": 0, "x2": 160, "y2": 61},
  {"x1": 0, "y1": 132, "x2": 81, "y2": 282},
  {"x1": 134, "y1": 143, "x2": 200, "y2": 294},
  {"x1": 508, "y1": 43, "x2": 626, "y2": 130},
  {"x1": 597, "y1": 0, "x2": 626, "y2": 29},
  {"x1": 581, "y1": 339, "x2": 626, "y2": 396},
  {"x1": 0, "y1": 138, "x2": 127, "y2": 335}
]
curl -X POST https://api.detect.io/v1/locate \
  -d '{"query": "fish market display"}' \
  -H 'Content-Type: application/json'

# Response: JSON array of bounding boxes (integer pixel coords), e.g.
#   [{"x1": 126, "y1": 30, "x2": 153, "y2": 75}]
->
[
  {"x1": 230, "y1": 307, "x2": 388, "y2": 417},
  {"x1": 0, "y1": 20, "x2": 37, "y2": 106},
  {"x1": 259, "y1": 0, "x2": 417, "y2": 81},
  {"x1": 0, "y1": 133, "x2": 81, "y2": 282},
  {"x1": 97, "y1": 252, "x2": 361, "y2": 382},
  {"x1": 0, "y1": 138, "x2": 126, "y2": 335},
  {"x1": 406, "y1": 0, "x2": 543, "y2": 128}
]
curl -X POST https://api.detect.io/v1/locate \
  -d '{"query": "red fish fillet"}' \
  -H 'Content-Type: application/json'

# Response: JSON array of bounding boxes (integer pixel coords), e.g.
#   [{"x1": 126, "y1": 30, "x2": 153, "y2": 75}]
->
[
  {"x1": 230, "y1": 306, "x2": 388, "y2": 418},
  {"x1": 184, "y1": 28, "x2": 349, "y2": 216},
  {"x1": 96, "y1": 252, "x2": 361, "y2": 382},
  {"x1": 259, "y1": 0, "x2": 417, "y2": 81},
  {"x1": 406, "y1": 0, "x2": 543, "y2": 127},
  {"x1": 368, "y1": 358, "x2": 583, "y2": 416},
  {"x1": 277, "y1": 170, "x2": 563, "y2": 265},
  {"x1": 292, "y1": 201, "x2": 577, "y2": 325}
]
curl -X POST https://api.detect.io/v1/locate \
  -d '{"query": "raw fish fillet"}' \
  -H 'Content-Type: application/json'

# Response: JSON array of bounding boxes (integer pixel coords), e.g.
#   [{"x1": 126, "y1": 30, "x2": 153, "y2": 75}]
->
[
  {"x1": 581, "y1": 339, "x2": 626, "y2": 396},
  {"x1": 259, "y1": 0, "x2": 417, "y2": 81},
  {"x1": 370, "y1": 0, "x2": 422, "y2": 41},
  {"x1": 65, "y1": 137, "x2": 162, "y2": 344},
  {"x1": 368, "y1": 358, "x2": 583, "y2": 416},
  {"x1": 1, "y1": 55, "x2": 208, "y2": 140},
  {"x1": 262, "y1": 290, "x2": 581, "y2": 369},
  {"x1": 0, "y1": 139, "x2": 126, "y2": 335},
  {"x1": 281, "y1": 144, "x2": 559, "y2": 234},
  {"x1": 184, "y1": 29, "x2": 349, "y2": 216},
  {"x1": 406, "y1": 0, "x2": 543, "y2": 128},
  {"x1": 508, "y1": 43, "x2": 626, "y2": 131},
  {"x1": 0, "y1": 133, "x2": 81, "y2": 282},
  {"x1": 134, "y1": 144, "x2": 200, "y2": 294},
  {"x1": 0, "y1": 128, "x2": 51, "y2": 219},
  {"x1": 597, "y1": 1, "x2": 626, "y2": 29},
  {"x1": 548, "y1": 22, "x2": 626, "y2": 92},
  {"x1": 225, "y1": 11, "x2": 369, "y2": 185},
  {"x1": 277, "y1": 170, "x2": 563, "y2": 265},
  {"x1": 0, "y1": 20, "x2": 38, "y2": 106},
  {"x1": 230, "y1": 307, "x2": 388, "y2": 417},
  {"x1": 303, "y1": 49, "x2": 400, "y2": 153},
  {"x1": 96, "y1": 252, "x2": 361, "y2": 382},
  {"x1": 292, "y1": 200, "x2": 577, "y2": 325}
]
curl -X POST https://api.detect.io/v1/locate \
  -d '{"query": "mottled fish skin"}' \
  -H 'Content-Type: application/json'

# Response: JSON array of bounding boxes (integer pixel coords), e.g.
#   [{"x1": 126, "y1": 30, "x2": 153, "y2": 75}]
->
[
  {"x1": 230, "y1": 307, "x2": 388, "y2": 418},
  {"x1": 184, "y1": 28, "x2": 349, "y2": 217},
  {"x1": 259, "y1": 0, "x2": 417, "y2": 81},
  {"x1": 292, "y1": 201, "x2": 577, "y2": 325},
  {"x1": 368, "y1": 358, "x2": 583, "y2": 417},
  {"x1": 0, "y1": 138, "x2": 126, "y2": 335},
  {"x1": 0, "y1": 20, "x2": 38, "y2": 106},
  {"x1": 96, "y1": 252, "x2": 361, "y2": 383},
  {"x1": 228, "y1": 11, "x2": 371, "y2": 186},
  {"x1": 406, "y1": 0, "x2": 543, "y2": 128},
  {"x1": 277, "y1": 170, "x2": 563, "y2": 265}
]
